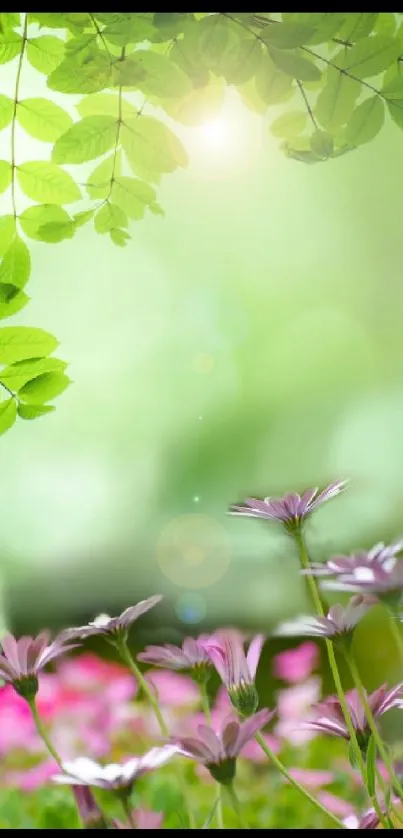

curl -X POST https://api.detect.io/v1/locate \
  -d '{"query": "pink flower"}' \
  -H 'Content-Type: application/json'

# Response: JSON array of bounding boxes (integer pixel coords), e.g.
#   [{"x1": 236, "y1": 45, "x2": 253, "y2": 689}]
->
[
  {"x1": 317, "y1": 791, "x2": 355, "y2": 818},
  {"x1": 273, "y1": 642, "x2": 319, "y2": 683},
  {"x1": 5, "y1": 760, "x2": 56, "y2": 790},
  {"x1": 145, "y1": 670, "x2": 200, "y2": 707},
  {"x1": 61, "y1": 596, "x2": 163, "y2": 642},
  {"x1": 204, "y1": 630, "x2": 264, "y2": 716},
  {"x1": 174, "y1": 709, "x2": 273, "y2": 784},
  {"x1": 113, "y1": 809, "x2": 164, "y2": 829},
  {"x1": 275, "y1": 677, "x2": 321, "y2": 745},
  {"x1": 138, "y1": 636, "x2": 212, "y2": 682},
  {"x1": 53, "y1": 747, "x2": 178, "y2": 792},
  {"x1": 288, "y1": 768, "x2": 333, "y2": 788},
  {"x1": 305, "y1": 684, "x2": 403, "y2": 741},
  {"x1": 0, "y1": 632, "x2": 76, "y2": 700},
  {"x1": 230, "y1": 481, "x2": 346, "y2": 531},
  {"x1": 0, "y1": 686, "x2": 38, "y2": 754}
]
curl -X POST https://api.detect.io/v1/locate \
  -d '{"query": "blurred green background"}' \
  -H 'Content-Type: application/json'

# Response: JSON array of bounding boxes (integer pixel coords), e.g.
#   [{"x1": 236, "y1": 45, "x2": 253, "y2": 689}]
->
[{"x1": 1, "y1": 62, "x2": 403, "y2": 669}]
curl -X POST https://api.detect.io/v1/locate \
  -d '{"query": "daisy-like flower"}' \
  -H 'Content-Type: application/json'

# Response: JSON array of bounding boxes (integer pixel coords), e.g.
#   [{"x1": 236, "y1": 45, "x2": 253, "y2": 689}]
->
[
  {"x1": 230, "y1": 480, "x2": 346, "y2": 532},
  {"x1": 320, "y1": 563, "x2": 403, "y2": 609},
  {"x1": 305, "y1": 684, "x2": 403, "y2": 750},
  {"x1": 174, "y1": 709, "x2": 273, "y2": 785},
  {"x1": 204, "y1": 631, "x2": 264, "y2": 716},
  {"x1": 138, "y1": 635, "x2": 213, "y2": 683},
  {"x1": 276, "y1": 596, "x2": 376, "y2": 646},
  {"x1": 53, "y1": 747, "x2": 178, "y2": 795},
  {"x1": 61, "y1": 596, "x2": 163, "y2": 644},
  {"x1": 0, "y1": 632, "x2": 76, "y2": 700},
  {"x1": 303, "y1": 539, "x2": 403, "y2": 578}
]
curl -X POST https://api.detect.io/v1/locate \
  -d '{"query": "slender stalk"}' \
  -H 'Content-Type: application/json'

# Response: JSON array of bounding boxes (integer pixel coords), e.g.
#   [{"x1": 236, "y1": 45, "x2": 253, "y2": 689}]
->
[
  {"x1": 120, "y1": 796, "x2": 136, "y2": 828},
  {"x1": 117, "y1": 641, "x2": 195, "y2": 829},
  {"x1": 388, "y1": 615, "x2": 403, "y2": 668},
  {"x1": 28, "y1": 697, "x2": 63, "y2": 769},
  {"x1": 294, "y1": 531, "x2": 376, "y2": 798},
  {"x1": 226, "y1": 783, "x2": 248, "y2": 829},
  {"x1": 118, "y1": 641, "x2": 168, "y2": 735},
  {"x1": 345, "y1": 649, "x2": 403, "y2": 801},
  {"x1": 255, "y1": 731, "x2": 345, "y2": 828},
  {"x1": 200, "y1": 682, "x2": 224, "y2": 828}
]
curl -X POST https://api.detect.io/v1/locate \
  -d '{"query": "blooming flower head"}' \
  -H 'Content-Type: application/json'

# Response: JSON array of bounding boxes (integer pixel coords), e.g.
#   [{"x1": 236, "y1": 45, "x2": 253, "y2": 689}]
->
[
  {"x1": 204, "y1": 631, "x2": 264, "y2": 716},
  {"x1": 304, "y1": 539, "x2": 403, "y2": 578},
  {"x1": 53, "y1": 746, "x2": 178, "y2": 793},
  {"x1": 230, "y1": 480, "x2": 346, "y2": 532},
  {"x1": 320, "y1": 563, "x2": 403, "y2": 609},
  {"x1": 138, "y1": 635, "x2": 213, "y2": 683},
  {"x1": 174, "y1": 709, "x2": 272, "y2": 784},
  {"x1": 0, "y1": 632, "x2": 76, "y2": 700},
  {"x1": 276, "y1": 597, "x2": 376, "y2": 646},
  {"x1": 61, "y1": 596, "x2": 163, "y2": 644},
  {"x1": 305, "y1": 684, "x2": 403, "y2": 750}
]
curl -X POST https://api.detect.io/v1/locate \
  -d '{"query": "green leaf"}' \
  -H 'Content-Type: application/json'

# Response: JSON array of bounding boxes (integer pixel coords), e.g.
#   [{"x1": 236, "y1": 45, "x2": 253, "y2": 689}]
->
[
  {"x1": 0, "y1": 327, "x2": 58, "y2": 363},
  {"x1": 315, "y1": 67, "x2": 361, "y2": 131},
  {"x1": 65, "y1": 34, "x2": 97, "y2": 59},
  {"x1": 52, "y1": 116, "x2": 118, "y2": 164},
  {"x1": 17, "y1": 162, "x2": 81, "y2": 204},
  {"x1": 198, "y1": 15, "x2": 240, "y2": 74},
  {"x1": 86, "y1": 152, "x2": 121, "y2": 200},
  {"x1": 112, "y1": 176, "x2": 157, "y2": 220},
  {"x1": 48, "y1": 51, "x2": 112, "y2": 95},
  {"x1": 0, "y1": 291, "x2": 28, "y2": 320},
  {"x1": 77, "y1": 93, "x2": 137, "y2": 120},
  {"x1": 1, "y1": 357, "x2": 67, "y2": 390},
  {"x1": 19, "y1": 371, "x2": 70, "y2": 404},
  {"x1": 0, "y1": 237, "x2": 30, "y2": 290},
  {"x1": 94, "y1": 203, "x2": 128, "y2": 234},
  {"x1": 344, "y1": 95, "x2": 384, "y2": 145},
  {"x1": 0, "y1": 13, "x2": 20, "y2": 32},
  {"x1": 365, "y1": 734, "x2": 377, "y2": 797},
  {"x1": 374, "y1": 13, "x2": 396, "y2": 37},
  {"x1": 26, "y1": 36, "x2": 65, "y2": 74},
  {"x1": 348, "y1": 739, "x2": 360, "y2": 770},
  {"x1": 270, "y1": 110, "x2": 307, "y2": 138},
  {"x1": 0, "y1": 32, "x2": 22, "y2": 64},
  {"x1": 73, "y1": 209, "x2": 94, "y2": 228},
  {"x1": 38, "y1": 221, "x2": 75, "y2": 243},
  {"x1": 0, "y1": 216, "x2": 16, "y2": 258},
  {"x1": 282, "y1": 13, "x2": 345, "y2": 44},
  {"x1": 18, "y1": 402, "x2": 55, "y2": 420},
  {"x1": 255, "y1": 52, "x2": 294, "y2": 104},
  {"x1": 28, "y1": 13, "x2": 90, "y2": 32},
  {"x1": 0, "y1": 399, "x2": 17, "y2": 435},
  {"x1": 121, "y1": 115, "x2": 188, "y2": 181},
  {"x1": 19, "y1": 205, "x2": 71, "y2": 241},
  {"x1": 110, "y1": 228, "x2": 130, "y2": 247},
  {"x1": 117, "y1": 51, "x2": 192, "y2": 98},
  {"x1": 337, "y1": 13, "x2": 378, "y2": 42},
  {"x1": 0, "y1": 94, "x2": 13, "y2": 130},
  {"x1": 102, "y1": 14, "x2": 156, "y2": 46},
  {"x1": 17, "y1": 98, "x2": 72, "y2": 142},
  {"x1": 0, "y1": 160, "x2": 11, "y2": 193},
  {"x1": 339, "y1": 35, "x2": 401, "y2": 79},
  {"x1": 262, "y1": 22, "x2": 316, "y2": 49},
  {"x1": 269, "y1": 47, "x2": 321, "y2": 81},
  {"x1": 0, "y1": 284, "x2": 18, "y2": 303},
  {"x1": 310, "y1": 130, "x2": 334, "y2": 158},
  {"x1": 221, "y1": 38, "x2": 262, "y2": 85},
  {"x1": 382, "y1": 75, "x2": 403, "y2": 128}
]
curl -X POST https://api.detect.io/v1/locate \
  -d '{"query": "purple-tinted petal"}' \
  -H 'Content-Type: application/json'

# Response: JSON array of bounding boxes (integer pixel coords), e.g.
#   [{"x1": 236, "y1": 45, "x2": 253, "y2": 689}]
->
[
  {"x1": 119, "y1": 595, "x2": 163, "y2": 628},
  {"x1": 197, "y1": 726, "x2": 221, "y2": 762},
  {"x1": 26, "y1": 632, "x2": 50, "y2": 671},
  {"x1": 204, "y1": 644, "x2": 228, "y2": 685},
  {"x1": 299, "y1": 487, "x2": 319, "y2": 511},
  {"x1": 246, "y1": 635, "x2": 264, "y2": 680},
  {"x1": 0, "y1": 654, "x2": 17, "y2": 680},
  {"x1": 16, "y1": 637, "x2": 32, "y2": 676},
  {"x1": 39, "y1": 641, "x2": 77, "y2": 668},
  {"x1": 234, "y1": 708, "x2": 274, "y2": 753},
  {"x1": 309, "y1": 480, "x2": 347, "y2": 511},
  {"x1": 375, "y1": 683, "x2": 403, "y2": 716},
  {"x1": 264, "y1": 499, "x2": 290, "y2": 521},
  {"x1": 176, "y1": 737, "x2": 214, "y2": 762},
  {"x1": 230, "y1": 499, "x2": 276, "y2": 519},
  {"x1": 282, "y1": 493, "x2": 301, "y2": 518},
  {"x1": 135, "y1": 810, "x2": 163, "y2": 830},
  {"x1": 303, "y1": 719, "x2": 349, "y2": 739},
  {"x1": 1, "y1": 634, "x2": 21, "y2": 673},
  {"x1": 220, "y1": 718, "x2": 241, "y2": 758}
]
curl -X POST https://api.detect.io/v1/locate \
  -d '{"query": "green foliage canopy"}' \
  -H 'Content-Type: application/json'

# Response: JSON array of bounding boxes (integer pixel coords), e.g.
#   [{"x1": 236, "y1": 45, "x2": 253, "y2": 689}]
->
[{"x1": 0, "y1": 12, "x2": 402, "y2": 433}]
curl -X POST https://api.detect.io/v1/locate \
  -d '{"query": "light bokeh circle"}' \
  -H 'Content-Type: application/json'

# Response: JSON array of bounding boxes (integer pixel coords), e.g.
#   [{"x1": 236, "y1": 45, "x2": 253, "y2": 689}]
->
[{"x1": 157, "y1": 513, "x2": 231, "y2": 589}]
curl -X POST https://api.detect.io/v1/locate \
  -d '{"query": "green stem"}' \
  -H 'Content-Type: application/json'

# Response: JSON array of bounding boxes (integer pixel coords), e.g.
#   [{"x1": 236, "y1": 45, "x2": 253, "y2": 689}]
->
[
  {"x1": 200, "y1": 682, "x2": 224, "y2": 828},
  {"x1": 118, "y1": 641, "x2": 195, "y2": 829},
  {"x1": 118, "y1": 641, "x2": 168, "y2": 735},
  {"x1": 120, "y1": 796, "x2": 136, "y2": 828},
  {"x1": 255, "y1": 731, "x2": 344, "y2": 828},
  {"x1": 226, "y1": 783, "x2": 248, "y2": 829},
  {"x1": 388, "y1": 615, "x2": 403, "y2": 668},
  {"x1": 345, "y1": 649, "x2": 403, "y2": 801},
  {"x1": 28, "y1": 697, "x2": 63, "y2": 769}
]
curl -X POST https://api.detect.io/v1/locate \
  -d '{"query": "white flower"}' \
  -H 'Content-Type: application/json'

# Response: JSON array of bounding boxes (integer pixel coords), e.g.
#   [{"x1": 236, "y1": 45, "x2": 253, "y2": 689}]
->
[{"x1": 53, "y1": 747, "x2": 178, "y2": 791}]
